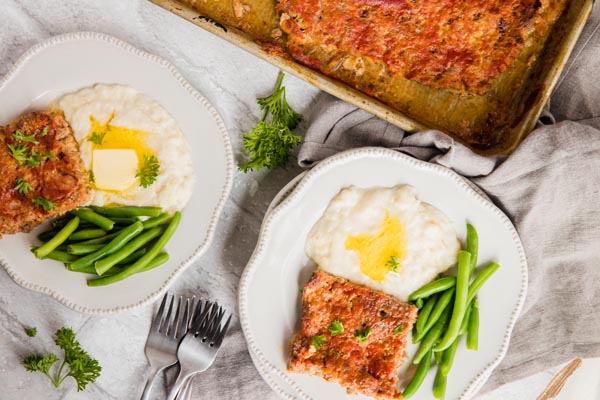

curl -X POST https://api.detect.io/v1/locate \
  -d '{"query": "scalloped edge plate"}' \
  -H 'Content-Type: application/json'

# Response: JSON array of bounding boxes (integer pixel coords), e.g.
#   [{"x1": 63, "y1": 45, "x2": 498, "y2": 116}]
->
[
  {"x1": 0, "y1": 32, "x2": 234, "y2": 314},
  {"x1": 239, "y1": 147, "x2": 527, "y2": 400}
]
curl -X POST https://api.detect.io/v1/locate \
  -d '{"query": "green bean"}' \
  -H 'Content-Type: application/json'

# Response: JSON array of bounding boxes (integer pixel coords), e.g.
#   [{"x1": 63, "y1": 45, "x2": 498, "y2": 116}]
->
[
  {"x1": 435, "y1": 251, "x2": 471, "y2": 351},
  {"x1": 70, "y1": 208, "x2": 114, "y2": 231},
  {"x1": 88, "y1": 212, "x2": 180, "y2": 286},
  {"x1": 416, "y1": 293, "x2": 438, "y2": 334},
  {"x1": 459, "y1": 301, "x2": 474, "y2": 336},
  {"x1": 69, "y1": 222, "x2": 143, "y2": 271},
  {"x1": 415, "y1": 298, "x2": 424, "y2": 309},
  {"x1": 440, "y1": 338, "x2": 459, "y2": 376},
  {"x1": 91, "y1": 205, "x2": 162, "y2": 218},
  {"x1": 68, "y1": 228, "x2": 107, "y2": 242},
  {"x1": 467, "y1": 297, "x2": 479, "y2": 350},
  {"x1": 76, "y1": 231, "x2": 121, "y2": 245},
  {"x1": 67, "y1": 243, "x2": 105, "y2": 255},
  {"x1": 402, "y1": 350, "x2": 432, "y2": 399},
  {"x1": 66, "y1": 264, "x2": 96, "y2": 274},
  {"x1": 414, "y1": 288, "x2": 455, "y2": 343},
  {"x1": 42, "y1": 250, "x2": 79, "y2": 263},
  {"x1": 434, "y1": 349, "x2": 443, "y2": 364},
  {"x1": 466, "y1": 223, "x2": 478, "y2": 275},
  {"x1": 142, "y1": 213, "x2": 171, "y2": 229},
  {"x1": 94, "y1": 227, "x2": 163, "y2": 276},
  {"x1": 467, "y1": 262, "x2": 500, "y2": 304},
  {"x1": 116, "y1": 248, "x2": 146, "y2": 265},
  {"x1": 433, "y1": 368, "x2": 447, "y2": 399},
  {"x1": 109, "y1": 217, "x2": 139, "y2": 225},
  {"x1": 408, "y1": 277, "x2": 456, "y2": 301},
  {"x1": 34, "y1": 217, "x2": 80, "y2": 259},
  {"x1": 110, "y1": 252, "x2": 169, "y2": 275},
  {"x1": 413, "y1": 305, "x2": 452, "y2": 364}
]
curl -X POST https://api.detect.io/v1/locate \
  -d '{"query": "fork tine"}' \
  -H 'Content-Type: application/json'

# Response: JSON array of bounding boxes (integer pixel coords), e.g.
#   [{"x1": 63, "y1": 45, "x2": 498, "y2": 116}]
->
[
  {"x1": 176, "y1": 298, "x2": 190, "y2": 339},
  {"x1": 160, "y1": 294, "x2": 175, "y2": 333},
  {"x1": 215, "y1": 314, "x2": 232, "y2": 345},
  {"x1": 153, "y1": 293, "x2": 170, "y2": 332},
  {"x1": 168, "y1": 296, "x2": 183, "y2": 336}
]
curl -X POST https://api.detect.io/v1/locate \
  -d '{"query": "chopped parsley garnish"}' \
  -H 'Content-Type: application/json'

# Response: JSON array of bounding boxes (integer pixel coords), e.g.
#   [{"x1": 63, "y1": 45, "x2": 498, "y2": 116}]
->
[
  {"x1": 26, "y1": 149, "x2": 42, "y2": 168},
  {"x1": 7, "y1": 143, "x2": 29, "y2": 165},
  {"x1": 136, "y1": 155, "x2": 160, "y2": 188},
  {"x1": 44, "y1": 150, "x2": 55, "y2": 160},
  {"x1": 14, "y1": 178, "x2": 33, "y2": 195},
  {"x1": 393, "y1": 324, "x2": 404, "y2": 335},
  {"x1": 328, "y1": 320, "x2": 344, "y2": 337},
  {"x1": 32, "y1": 197, "x2": 56, "y2": 212},
  {"x1": 25, "y1": 327, "x2": 38, "y2": 337},
  {"x1": 22, "y1": 327, "x2": 101, "y2": 391},
  {"x1": 239, "y1": 72, "x2": 302, "y2": 172},
  {"x1": 354, "y1": 327, "x2": 372, "y2": 344},
  {"x1": 386, "y1": 255, "x2": 400, "y2": 272},
  {"x1": 13, "y1": 130, "x2": 39, "y2": 144},
  {"x1": 88, "y1": 132, "x2": 106, "y2": 145},
  {"x1": 88, "y1": 170, "x2": 95, "y2": 184},
  {"x1": 332, "y1": 349, "x2": 341, "y2": 357},
  {"x1": 311, "y1": 335, "x2": 326, "y2": 350},
  {"x1": 40, "y1": 126, "x2": 48, "y2": 137}
]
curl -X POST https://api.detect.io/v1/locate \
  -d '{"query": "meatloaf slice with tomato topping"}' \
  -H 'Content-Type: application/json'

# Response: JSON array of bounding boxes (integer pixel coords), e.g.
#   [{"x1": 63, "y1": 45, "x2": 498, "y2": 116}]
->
[
  {"x1": 289, "y1": 270, "x2": 418, "y2": 399},
  {"x1": 0, "y1": 110, "x2": 90, "y2": 236}
]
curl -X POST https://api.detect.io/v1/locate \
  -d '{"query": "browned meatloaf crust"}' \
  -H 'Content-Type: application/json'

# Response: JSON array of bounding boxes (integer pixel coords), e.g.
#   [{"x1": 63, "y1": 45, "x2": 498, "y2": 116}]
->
[
  {"x1": 289, "y1": 270, "x2": 418, "y2": 399},
  {"x1": 278, "y1": 0, "x2": 562, "y2": 94},
  {"x1": 0, "y1": 110, "x2": 90, "y2": 236}
]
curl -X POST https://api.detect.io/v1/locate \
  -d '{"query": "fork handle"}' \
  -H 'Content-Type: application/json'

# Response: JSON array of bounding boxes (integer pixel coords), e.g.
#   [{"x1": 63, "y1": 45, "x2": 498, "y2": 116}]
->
[
  {"x1": 140, "y1": 365, "x2": 164, "y2": 400},
  {"x1": 166, "y1": 369, "x2": 192, "y2": 400}
]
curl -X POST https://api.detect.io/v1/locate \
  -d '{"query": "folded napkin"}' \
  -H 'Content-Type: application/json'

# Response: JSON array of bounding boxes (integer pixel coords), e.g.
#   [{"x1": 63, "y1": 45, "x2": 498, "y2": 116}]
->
[{"x1": 297, "y1": 8, "x2": 600, "y2": 392}]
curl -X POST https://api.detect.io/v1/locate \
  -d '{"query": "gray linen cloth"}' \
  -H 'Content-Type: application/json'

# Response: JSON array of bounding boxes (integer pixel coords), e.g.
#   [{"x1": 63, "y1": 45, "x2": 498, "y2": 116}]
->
[{"x1": 297, "y1": 5, "x2": 600, "y2": 393}]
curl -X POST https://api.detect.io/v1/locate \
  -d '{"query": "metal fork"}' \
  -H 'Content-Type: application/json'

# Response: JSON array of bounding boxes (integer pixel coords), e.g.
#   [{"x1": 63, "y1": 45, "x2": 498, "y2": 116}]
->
[
  {"x1": 166, "y1": 300, "x2": 232, "y2": 400},
  {"x1": 140, "y1": 293, "x2": 191, "y2": 400}
]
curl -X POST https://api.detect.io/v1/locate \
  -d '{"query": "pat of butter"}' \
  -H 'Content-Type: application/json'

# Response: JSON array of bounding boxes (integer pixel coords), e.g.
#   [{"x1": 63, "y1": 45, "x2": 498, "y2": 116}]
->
[{"x1": 93, "y1": 149, "x2": 138, "y2": 191}]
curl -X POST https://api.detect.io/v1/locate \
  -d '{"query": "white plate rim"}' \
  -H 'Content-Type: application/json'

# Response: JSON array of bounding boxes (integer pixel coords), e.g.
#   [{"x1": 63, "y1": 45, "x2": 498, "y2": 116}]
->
[
  {"x1": 0, "y1": 32, "x2": 234, "y2": 314},
  {"x1": 238, "y1": 146, "x2": 528, "y2": 399}
]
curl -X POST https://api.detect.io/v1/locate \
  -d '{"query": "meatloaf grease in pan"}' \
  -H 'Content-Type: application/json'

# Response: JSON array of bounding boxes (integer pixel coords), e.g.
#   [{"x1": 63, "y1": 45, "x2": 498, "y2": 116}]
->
[
  {"x1": 279, "y1": 0, "x2": 555, "y2": 94},
  {"x1": 289, "y1": 270, "x2": 418, "y2": 399},
  {"x1": 0, "y1": 111, "x2": 90, "y2": 236}
]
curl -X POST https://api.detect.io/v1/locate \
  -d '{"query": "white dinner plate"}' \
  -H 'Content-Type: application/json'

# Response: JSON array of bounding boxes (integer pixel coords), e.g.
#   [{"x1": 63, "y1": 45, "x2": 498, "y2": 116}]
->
[
  {"x1": 239, "y1": 147, "x2": 527, "y2": 400},
  {"x1": 0, "y1": 32, "x2": 233, "y2": 314}
]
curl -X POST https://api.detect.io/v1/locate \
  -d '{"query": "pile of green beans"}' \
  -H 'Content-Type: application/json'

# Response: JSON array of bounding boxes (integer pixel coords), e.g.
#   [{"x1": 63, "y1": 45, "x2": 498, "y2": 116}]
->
[
  {"x1": 402, "y1": 223, "x2": 500, "y2": 399},
  {"x1": 32, "y1": 206, "x2": 177, "y2": 286}
]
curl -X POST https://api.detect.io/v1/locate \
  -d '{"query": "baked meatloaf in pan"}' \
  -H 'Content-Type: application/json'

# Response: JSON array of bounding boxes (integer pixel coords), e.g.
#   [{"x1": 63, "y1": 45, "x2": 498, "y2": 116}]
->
[{"x1": 150, "y1": 0, "x2": 593, "y2": 154}]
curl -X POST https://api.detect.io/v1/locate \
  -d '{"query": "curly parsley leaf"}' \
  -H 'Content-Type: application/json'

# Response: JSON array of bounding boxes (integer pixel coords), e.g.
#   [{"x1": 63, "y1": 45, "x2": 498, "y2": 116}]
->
[
  {"x1": 311, "y1": 334, "x2": 326, "y2": 350},
  {"x1": 7, "y1": 143, "x2": 29, "y2": 165},
  {"x1": 354, "y1": 327, "x2": 372, "y2": 344},
  {"x1": 328, "y1": 320, "x2": 344, "y2": 337},
  {"x1": 44, "y1": 150, "x2": 55, "y2": 160},
  {"x1": 13, "y1": 130, "x2": 39, "y2": 145},
  {"x1": 386, "y1": 255, "x2": 400, "y2": 272},
  {"x1": 25, "y1": 327, "x2": 38, "y2": 337},
  {"x1": 22, "y1": 327, "x2": 101, "y2": 392},
  {"x1": 26, "y1": 149, "x2": 42, "y2": 168},
  {"x1": 88, "y1": 132, "x2": 106, "y2": 145},
  {"x1": 14, "y1": 178, "x2": 33, "y2": 195},
  {"x1": 136, "y1": 155, "x2": 160, "y2": 188},
  {"x1": 32, "y1": 197, "x2": 56, "y2": 212},
  {"x1": 239, "y1": 72, "x2": 302, "y2": 172},
  {"x1": 40, "y1": 126, "x2": 48, "y2": 137}
]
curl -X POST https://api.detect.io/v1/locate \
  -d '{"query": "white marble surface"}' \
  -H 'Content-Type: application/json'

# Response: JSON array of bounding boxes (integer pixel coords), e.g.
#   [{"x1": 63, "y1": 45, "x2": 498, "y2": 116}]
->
[{"x1": 0, "y1": 1, "x2": 597, "y2": 399}]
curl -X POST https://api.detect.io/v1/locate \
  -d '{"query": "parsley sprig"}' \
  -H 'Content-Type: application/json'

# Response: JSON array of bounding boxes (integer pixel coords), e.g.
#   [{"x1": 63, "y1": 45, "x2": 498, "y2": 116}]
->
[
  {"x1": 13, "y1": 130, "x2": 39, "y2": 144},
  {"x1": 354, "y1": 327, "x2": 372, "y2": 344},
  {"x1": 239, "y1": 72, "x2": 302, "y2": 172},
  {"x1": 328, "y1": 320, "x2": 344, "y2": 337},
  {"x1": 32, "y1": 197, "x2": 56, "y2": 212},
  {"x1": 22, "y1": 327, "x2": 101, "y2": 391},
  {"x1": 7, "y1": 143, "x2": 41, "y2": 168},
  {"x1": 386, "y1": 255, "x2": 400, "y2": 272},
  {"x1": 311, "y1": 334, "x2": 326, "y2": 349},
  {"x1": 88, "y1": 132, "x2": 106, "y2": 145},
  {"x1": 14, "y1": 178, "x2": 33, "y2": 195},
  {"x1": 136, "y1": 155, "x2": 160, "y2": 188},
  {"x1": 25, "y1": 327, "x2": 38, "y2": 337}
]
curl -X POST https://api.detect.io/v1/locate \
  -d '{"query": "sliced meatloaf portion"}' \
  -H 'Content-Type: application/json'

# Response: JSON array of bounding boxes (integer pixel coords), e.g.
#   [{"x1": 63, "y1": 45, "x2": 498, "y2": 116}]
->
[
  {"x1": 289, "y1": 270, "x2": 418, "y2": 399},
  {"x1": 0, "y1": 110, "x2": 90, "y2": 236}
]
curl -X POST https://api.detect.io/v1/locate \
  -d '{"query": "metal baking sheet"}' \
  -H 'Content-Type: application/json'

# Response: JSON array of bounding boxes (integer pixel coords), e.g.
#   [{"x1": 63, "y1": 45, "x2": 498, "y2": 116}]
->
[{"x1": 150, "y1": 0, "x2": 593, "y2": 155}]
